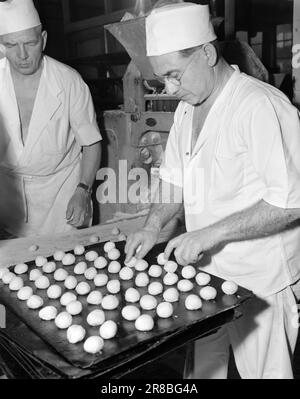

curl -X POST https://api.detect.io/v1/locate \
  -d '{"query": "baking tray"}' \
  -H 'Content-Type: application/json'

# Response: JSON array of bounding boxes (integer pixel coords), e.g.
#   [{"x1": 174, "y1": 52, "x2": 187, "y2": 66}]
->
[{"x1": 0, "y1": 241, "x2": 253, "y2": 370}]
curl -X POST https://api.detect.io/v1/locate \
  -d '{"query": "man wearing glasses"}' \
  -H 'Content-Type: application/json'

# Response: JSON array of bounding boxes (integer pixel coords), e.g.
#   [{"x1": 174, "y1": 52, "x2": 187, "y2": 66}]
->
[{"x1": 125, "y1": 2, "x2": 300, "y2": 379}]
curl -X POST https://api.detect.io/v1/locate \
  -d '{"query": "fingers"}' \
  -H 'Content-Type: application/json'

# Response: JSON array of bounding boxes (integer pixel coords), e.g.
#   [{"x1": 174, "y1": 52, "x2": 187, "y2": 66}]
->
[
  {"x1": 125, "y1": 234, "x2": 143, "y2": 263},
  {"x1": 164, "y1": 236, "x2": 182, "y2": 260}
]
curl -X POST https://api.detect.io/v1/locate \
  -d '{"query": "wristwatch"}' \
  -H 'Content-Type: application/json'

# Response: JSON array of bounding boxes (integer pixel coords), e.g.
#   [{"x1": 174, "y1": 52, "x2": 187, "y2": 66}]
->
[{"x1": 77, "y1": 182, "x2": 92, "y2": 194}]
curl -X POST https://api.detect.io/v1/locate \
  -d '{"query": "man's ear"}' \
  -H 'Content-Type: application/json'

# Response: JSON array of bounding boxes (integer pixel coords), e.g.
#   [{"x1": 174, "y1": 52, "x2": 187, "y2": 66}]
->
[
  {"x1": 42, "y1": 30, "x2": 48, "y2": 51},
  {"x1": 0, "y1": 43, "x2": 6, "y2": 57},
  {"x1": 202, "y1": 43, "x2": 218, "y2": 67}
]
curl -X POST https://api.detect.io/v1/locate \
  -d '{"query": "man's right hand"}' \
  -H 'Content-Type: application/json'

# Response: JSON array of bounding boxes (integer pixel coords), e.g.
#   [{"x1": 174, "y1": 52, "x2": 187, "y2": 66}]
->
[{"x1": 125, "y1": 227, "x2": 160, "y2": 263}]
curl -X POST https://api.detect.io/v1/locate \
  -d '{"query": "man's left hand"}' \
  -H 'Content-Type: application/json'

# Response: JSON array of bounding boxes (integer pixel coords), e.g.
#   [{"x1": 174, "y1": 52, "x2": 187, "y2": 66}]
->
[{"x1": 66, "y1": 188, "x2": 91, "y2": 228}]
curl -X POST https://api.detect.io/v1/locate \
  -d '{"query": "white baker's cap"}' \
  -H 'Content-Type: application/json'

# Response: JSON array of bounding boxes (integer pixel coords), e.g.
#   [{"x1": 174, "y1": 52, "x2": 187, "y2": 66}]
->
[
  {"x1": 0, "y1": 0, "x2": 41, "y2": 36},
  {"x1": 146, "y1": 2, "x2": 217, "y2": 57}
]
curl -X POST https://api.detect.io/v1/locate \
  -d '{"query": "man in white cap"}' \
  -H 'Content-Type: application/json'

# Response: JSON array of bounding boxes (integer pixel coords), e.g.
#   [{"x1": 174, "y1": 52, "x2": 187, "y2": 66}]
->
[
  {"x1": 0, "y1": 0, "x2": 102, "y2": 237},
  {"x1": 125, "y1": 2, "x2": 300, "y2": 378}
]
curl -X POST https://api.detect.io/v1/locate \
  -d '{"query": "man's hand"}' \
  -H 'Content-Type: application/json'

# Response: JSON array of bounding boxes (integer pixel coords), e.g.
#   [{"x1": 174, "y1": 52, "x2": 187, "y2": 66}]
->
[
  {"x1": 125, "y1": 227, "x2": 160, "y2": 263},
  {"x1": 66, "y1": 188, "x2": 91, "y2": 228}
]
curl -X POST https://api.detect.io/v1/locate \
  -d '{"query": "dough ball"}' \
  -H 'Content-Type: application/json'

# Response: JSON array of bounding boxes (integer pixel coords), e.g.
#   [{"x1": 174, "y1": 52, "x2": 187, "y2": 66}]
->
[
  {"x1": 53, "y1": 250, "x2": 65, "y2": 261},
  {"x1": 163, "y1": 288, "x2": 179, "y2": 303},
  {"x1": 156, "y1": 302, "x2": 173, "y2": 318},
  {"x1": 47, "y1": 284, "x2": 62, "y2": 299},
  {"x1": 107, "y1": 248, "x2": 120, "y2": 261},
  {"x1": 14, "y1": 263, "x2": 28, "y2": 275},
  {"x1": 163, "y1": 273, "x2": 179, "y2": 286},
  {"x1": 177, "y1": 279, "x2": 194, "y2": 292},
  {"x1": 111, "y1": 226, "x2": 120, "y2": 235},
  {"x1": 101, "y1": 295, "x2": 119, "y2": 310},
  {"x1": 94, "y1": 273, "x2": 108, "y2": 287},
  {"x1": 74, "y1": 244, "x2": 85, "y2": 256},
  {"x1": 87, "y1": 309, "x2": 105, "y2": 326},
  {"x1": 35, "y1": 276, "x2": 50, "y2": 290},
  {"x1": 62, "y1": 253, "x2": 76, "y2": 266},
  {"x1": 135, "y1": 272, "x2": 150, "y2": 288},
  {"x1": 39, "y1": 306, "x2": 58, "y2": 321},
  {"x1": 135, "y1": 314, "x2": 154, "y2": 331},
  {"x1": 2, "y1": 272, "x2": 16, "y2": 285},
  {"x1": 87, "y1": 290, "x2": 103, "y2": 305},
  {"x1": 84, "y1": 267, "x2": 97, "y2": 280},
  {"x1": 66, "y1": 300, "x2": 83, "y2": 316},
  {"x1": 125, "y1": 287, "x2": 140, "y2": 303},
  {"x1": 108, "y1": 261, "x2": 121, "y2": 274},
  {"x1": 35, "y1": 256, "x2": 47, "y2": 267},
  {"x1": 60, "y1": 292, "x2": 77, "y2": 306},
  {"x1": 54, "y1": 268, "x2": 68, "y2": 282},
  {"x1": 17, "y1": 286, "x2": 33, "y2": 301},
  {"x1": 9, "y1": 276, "x2": 24, "y2": 291},
  {"x1": 118, "y1": 233, "x2": 126, "y2": 241},
  {"x1": 135, "y1": 259, "x2": 149, "y2": 272},
  {"x1": 157, "y1": 253, "x2": 168, "y2": 266},
  {"x1": 74, "y1": 261, "x2": 87, "y2": 275},
  {"x1": 27, "y1": 295, "x2": 44, "y2": 309},
  {"x1": 67, "y1": 325, "x2": 86, "y2": 344},
  {"x1": 107, "y1": 279, "x2": 121, "y2": 294},
  {"x1": 119, "y1": 267, "x2": 134, "y2": 281},
  {"x1": 181, "y1": 265, "x2": 196, "y2": 279},
  {"x1": 164, "y1": 260, "x2": 178, "y2": 273},
  {"x1": 140, "y1": 294, "x2": 157, "y2": 310},
  {"x1": 89, "y1": 235, "x2": 99, "y2": 244},
  {"x1": 85, "y1": 251, "x2": 98, "y2": 262},
  {"x1": 195, "y1": 272, "x2": 211, "y2": 286},
  {"x1": 28, "y1": 244, "x2": 38, "y2": 252},
  {"x1": 83, "y1": 336, "x2": 104, "y2": 354},
  {"x1": 64, "y1": 275, "x2": 78, "y2": 290},
  {"x1": 0, "y1": 268, "x2": 9, "y2": 280},
  {"x1": 221, "y1": 281, "x2": 238, "y2": 295},
  {"x1": 55, "y1": 311, "x2": 72, "y2": 329},
  {"x1": 148, "y1": 282, "x2": 163, "y2": 296},
  {"x1": 99, "y1": 320, "x2": 118, "y2": 339},
  {"x1": 29, "y1": 269, "x2": 42, "y2": 282},
  {"x1": 42, "y1": 261, "x2": 56, "y2": 274},
  {"x1": 94, "y1": 256, "x2": 108, "y2": 270},
  {"x1": 199, "y1": 286, "x2": 217, "y2": 301},
  {"x1": 124, "y1": 257, "x2": 137, "y2": 268},
  {"x1": 76, "y1": 281, "x2": 91, "y2": 295},
  {"x1": 121, "y1": 305, "x2": 141, "y2": 321},
  {"x1": 148, "y1": 265, "x2": 163, "y2": 278},
  {"x1": 185, "y1": 294, "x2": 202, "y2": 310},
  {"x1": 103, "y1": 241, "x2": 115, "y2": 253}
]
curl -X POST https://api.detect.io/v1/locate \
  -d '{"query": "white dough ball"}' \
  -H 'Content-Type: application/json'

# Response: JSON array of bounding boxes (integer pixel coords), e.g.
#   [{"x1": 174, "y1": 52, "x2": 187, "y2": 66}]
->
[
  {"x1": 108, "y1": 261, "x2": 121, "y2": 274},
  {"x1": 101, "y1": 295, "x2": 119, "y2": 310},
  {"x1": 29, "y1": 269, "x2": 42, "y2": 282},
  {"x1": 135, "y1": 314, "x2": 154, "y2": 331},
  {"x1": 99, "y1": 320, "x2": 117, "y2": 339},
  {"x1": 47, "y1": 284, "x2": 62, "y2": 299},
  {"x1": 67, "y1": 325, "x2": 86, "y2": 344},
  {"x1": 163, "y1": 288, "x2": 179, "y2": 303},
  {"x1": 163, "y1": 273, "x2": 179, "y2": 286},
  {"x1": 89, "y1": 235, "x2": 99, "y2": 244},
  {"x1": 119, "y1": 267, "x2": 134, "y2": 281},
  {"x1": 156, "y1": 302, "x2": 173, "y2": 318},
  {"x1": 74, "y1": 261, "x2": 87, "y2": 275},
  {"x1": 124, "y1": 257, "x2": 137, "y2": 268},
  {"x1": 84, "y1": 267, "x2": 97, "y2": 280},
  {"x1": 35, "y1": 256, "x2": 47, "y2": 267},
  {"x1": 148, "y1": 265, "x2": 163, "y2": 278},
  {"x1": 148, "y1": 282, "x2": 163, "y2": 296},
  {"x1": 53, "y1": 250, "x2": 65, "y2": 261},
  {"x1": 42, "y1": 261, "x2": 56, "y2": 274},
  {"x1": 135, "y1": 259, "x2": 149, "y2": 272},
  {"x1": 182, "y1": 265, "x2": 196, "y2": 279},
  {"x1": 195, "y1": 272, "x2": 211, "y2": 286},
  {"x1": 74, "y1": 245, "x2": 85, "y2": 256},
  {"x1": 199, "y1": 286, "x2": 217, "y2": 301},
  {"x1": 35, "y1": 276, "x2": 50, "y2": 290},
  {"x1": 87, "y1": 309, "x2": 105, "y2": 326},
  {"x1": 177, "y1": 279, "x2": 194, "y2": 292},
  {"x1": 85, "y1": 251, "x2": 99, "y2": 262},
  {"x1": 87, "y1": 291, "x2": 103, "y2": 305},
  {"x1": 121, "y1": 305, "x2": 141, "y2": 321},
  {"x1": 164, "y1": 260, "x2": 178, "y2": 273},
  {"x1": 64, "y1": 275, "x2": 78, "y2": 290},
  {"x1": 140, "y1": 294, "x2": 157, "y2": 310},
  {"x1": 66, "y1": 300, "x2": 83, "y2": 316},
  {"x1": 94, "y1": 256, "x2": 108, "y2": 270},
  {"x1": 39, "y1": 306, "x2": 58, "y2": 321},
  {"x1": 62, "y1": 253, "x2": 76, "y2": 266},
  {"x1": 83, "y1": 336, "x2": 104, "y2": 354},
  {"x1": 125, "y1": 287, "x2": 140, "y2": 303},
  {"x1": 9, "y1": 276, "x2": 24, "y2": 291},
  {"x1": 185, "y1": 294, "x2": 202, "y2": 310},
  {"x1": 14, "y1": 263, "x2": 28, "y2": 275},
  {"x1": 111, "y1": 226, "x2": 120, "y2": 235},
  {"x1": 27, "y1": 295, "x2": 44, "y2": 309},
  {"x1": 54, "y1": 268, "x2": 68, "y2": 282},
  {"x1": 221, "y1": 281, "x2": 238, "y2": 295},
  {"x1": 103, "y1": 241, "x2": 115, "y2": 253},
  {"x1": 135, "y1": 272, "x2": 149, "y2": 287},
  {"x1": 94, "y1": 273, "x2": 109, "y2": 287},
  {"x1": 55, "y1": 312, "x2": 72, "y2": 329},
  {"x1": 157, "y1": 253, "x2": 168, "y2": 266},
  {"x1": 2, "y1": 272, "x2": 16, "y2": 285},
  {"x1": 107, "y1": 279, "x2": 121, "y2": 294},
  {"x1": 76, "y1": 282, "x2": 91, "y2": 295},
  {"x1": 17, "y1": 286, "x2": 33, "y2": 301},
  {"x1": 60, "y1": 292, "x2": 77, "y2": 306},
  {"x1": 28, "y1": 244, "x2": 38, "y2": 252},
  {"x1": 118, "y1": 233, "x2": 126, "y2": 241},
  {"x1": 107, "y1": 248, "x2": 120, "y2": 261},
  {"x1": 0, "y1": 268, "x2": 9, "y2": 280}
]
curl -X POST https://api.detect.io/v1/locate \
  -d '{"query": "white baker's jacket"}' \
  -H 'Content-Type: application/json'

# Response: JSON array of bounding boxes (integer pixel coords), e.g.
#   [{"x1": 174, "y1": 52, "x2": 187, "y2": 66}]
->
[
  {"x1": 0, "y1": 56, "x2": 102, "y2": 237},
  {"x1": 160, "y1": 66, "x2": 300, "y2": 297}
]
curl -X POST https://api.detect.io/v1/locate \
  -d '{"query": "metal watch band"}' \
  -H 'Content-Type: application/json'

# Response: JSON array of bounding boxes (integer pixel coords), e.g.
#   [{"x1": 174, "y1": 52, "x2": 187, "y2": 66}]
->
[{"x1": 77, "y1": 182, "x2": 92, "y2": 193}]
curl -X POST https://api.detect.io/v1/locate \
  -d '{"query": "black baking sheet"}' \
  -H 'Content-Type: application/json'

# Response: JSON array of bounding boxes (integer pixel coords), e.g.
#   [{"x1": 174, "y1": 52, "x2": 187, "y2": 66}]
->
[{"x1": 0, "y1": 241, "x2": 253, "y2": 370}]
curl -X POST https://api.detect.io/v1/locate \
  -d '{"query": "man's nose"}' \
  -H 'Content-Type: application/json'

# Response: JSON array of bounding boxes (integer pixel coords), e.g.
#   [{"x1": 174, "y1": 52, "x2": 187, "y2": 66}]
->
[
  {"x1": 164, "y1": 80, "x2": 180, "y2": 96},
  {"x1": 18, "y1": 44, "x2": 28, "y2": 60}
]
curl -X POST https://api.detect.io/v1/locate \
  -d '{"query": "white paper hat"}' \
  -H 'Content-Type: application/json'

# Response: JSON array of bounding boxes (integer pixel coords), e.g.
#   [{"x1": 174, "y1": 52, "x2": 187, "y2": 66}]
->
[
  {"x1": 0, "y1": 0, "x2": 41, "y2": 36},
  {"x1": 146, "y1": 2, "x2": 217, "y2": 56}
]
